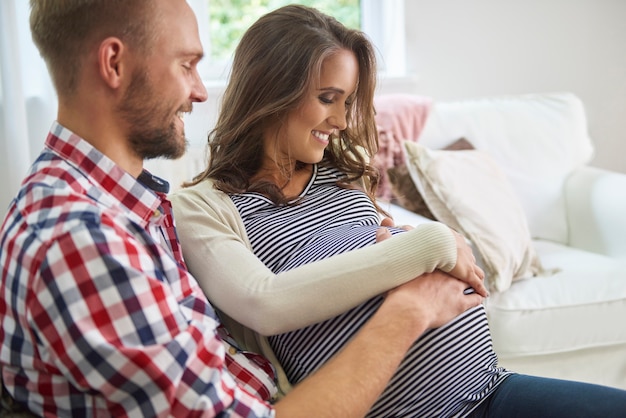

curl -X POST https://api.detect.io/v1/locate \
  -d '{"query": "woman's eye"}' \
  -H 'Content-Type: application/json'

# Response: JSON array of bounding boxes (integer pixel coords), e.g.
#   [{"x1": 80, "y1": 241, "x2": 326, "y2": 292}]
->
[{"x1": 319, "y1": 96, "x2": 333, "y2": 104}]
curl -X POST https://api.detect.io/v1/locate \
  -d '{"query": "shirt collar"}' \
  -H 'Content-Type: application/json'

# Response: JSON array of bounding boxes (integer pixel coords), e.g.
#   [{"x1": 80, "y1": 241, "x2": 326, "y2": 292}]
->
[{"x1": 46, "y1": 121, "x2": 170, "y2": 226}]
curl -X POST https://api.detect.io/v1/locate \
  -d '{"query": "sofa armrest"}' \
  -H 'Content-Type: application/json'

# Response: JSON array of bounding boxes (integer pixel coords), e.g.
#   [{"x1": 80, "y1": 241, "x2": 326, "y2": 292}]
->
[
  {"x1": 565, "y1": 166, "x2": 626, "y2": 258},
  {"x1": 382, "y1": 202, "x2": 435, "y2": 227}
]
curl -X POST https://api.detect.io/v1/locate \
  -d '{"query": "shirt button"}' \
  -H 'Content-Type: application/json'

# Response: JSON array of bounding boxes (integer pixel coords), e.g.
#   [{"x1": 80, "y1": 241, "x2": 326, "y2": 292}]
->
[
  {"x1": 229, "y1": 347, "x2": 237, "y2": 355},
  {"x1": 153, "y1": 209, "x2": 160, "y2": 218}
]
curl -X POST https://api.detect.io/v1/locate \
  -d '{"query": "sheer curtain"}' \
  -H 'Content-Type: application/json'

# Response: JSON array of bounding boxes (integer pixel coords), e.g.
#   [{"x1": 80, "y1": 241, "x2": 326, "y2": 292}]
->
[{"x1": 0, "y1": 0, "x2": 57, "y2": 212}]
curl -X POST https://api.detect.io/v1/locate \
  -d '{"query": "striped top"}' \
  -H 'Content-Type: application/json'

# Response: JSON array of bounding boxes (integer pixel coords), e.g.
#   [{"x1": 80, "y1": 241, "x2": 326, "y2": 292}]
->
[{"x1": 231, "y1": 162, "x2": 510, "y2": 417}]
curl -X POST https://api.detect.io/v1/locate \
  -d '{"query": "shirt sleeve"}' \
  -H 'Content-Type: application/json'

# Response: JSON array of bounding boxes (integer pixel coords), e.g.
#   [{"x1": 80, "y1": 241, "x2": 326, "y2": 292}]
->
[
  {"x1": 171, "y1": 183, "x2": 457, "y2": 336},
  {"x1": 29, "y1": 215, "x2": 275, "y2": 418}
]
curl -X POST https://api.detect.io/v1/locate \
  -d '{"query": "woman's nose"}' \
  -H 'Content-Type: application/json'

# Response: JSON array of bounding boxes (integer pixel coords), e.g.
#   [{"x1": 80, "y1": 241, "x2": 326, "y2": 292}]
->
[{"x1": 328, "y1": 105, "x2": 347, "y2": 130}]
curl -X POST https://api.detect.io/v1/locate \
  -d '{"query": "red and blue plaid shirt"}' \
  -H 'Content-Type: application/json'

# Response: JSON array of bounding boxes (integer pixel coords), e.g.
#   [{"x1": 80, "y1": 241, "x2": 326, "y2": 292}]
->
[{"x1": 0, "y1": 122, "x2": 274, "y2": 417}]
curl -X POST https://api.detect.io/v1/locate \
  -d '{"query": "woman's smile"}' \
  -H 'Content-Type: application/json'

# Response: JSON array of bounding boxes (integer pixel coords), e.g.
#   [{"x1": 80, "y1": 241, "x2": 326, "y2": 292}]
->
[{"x1": 312, "y1": 130, "x2": 331, "y2": 145}]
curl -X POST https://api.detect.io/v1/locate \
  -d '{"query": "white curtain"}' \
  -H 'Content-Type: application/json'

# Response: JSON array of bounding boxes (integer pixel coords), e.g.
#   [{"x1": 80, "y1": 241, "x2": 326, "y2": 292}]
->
[{"x1": 0, "y1": 0, "x2": 57, "y2": 211}]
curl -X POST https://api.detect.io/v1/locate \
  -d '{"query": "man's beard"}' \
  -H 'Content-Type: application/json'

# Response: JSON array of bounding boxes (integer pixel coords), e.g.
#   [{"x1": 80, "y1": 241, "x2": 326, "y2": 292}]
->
[{"x1": 118, "y1": 70, "x2": 189, "y2": 160}]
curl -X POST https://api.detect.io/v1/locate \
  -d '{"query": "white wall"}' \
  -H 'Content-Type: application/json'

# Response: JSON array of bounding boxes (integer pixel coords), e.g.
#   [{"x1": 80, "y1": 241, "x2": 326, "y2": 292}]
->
[{"x1": 403, "y1": 0, "x2": 626, "y2": 174}]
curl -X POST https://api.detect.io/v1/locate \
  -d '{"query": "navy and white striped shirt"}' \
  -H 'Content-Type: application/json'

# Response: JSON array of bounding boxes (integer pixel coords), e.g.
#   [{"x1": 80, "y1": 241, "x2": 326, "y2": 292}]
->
[{"x1": 231, "y1": 162, "x2": 510, "y2": 417}]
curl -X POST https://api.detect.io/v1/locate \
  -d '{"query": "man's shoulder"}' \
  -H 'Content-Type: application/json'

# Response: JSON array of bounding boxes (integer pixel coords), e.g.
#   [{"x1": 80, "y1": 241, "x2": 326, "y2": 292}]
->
[{"x1": 2, "y1": 165, "x2": 126, "y2": 250}]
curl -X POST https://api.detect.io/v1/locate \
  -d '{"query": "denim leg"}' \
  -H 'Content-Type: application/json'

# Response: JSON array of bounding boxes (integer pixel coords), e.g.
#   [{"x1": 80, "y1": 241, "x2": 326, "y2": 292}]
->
[{"x1": 470, "y1": 373, "x2": 626, "y2": 418}]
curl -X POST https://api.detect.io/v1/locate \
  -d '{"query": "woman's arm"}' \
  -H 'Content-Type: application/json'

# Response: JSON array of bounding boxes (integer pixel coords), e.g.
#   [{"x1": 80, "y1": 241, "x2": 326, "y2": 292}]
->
[{"x1": 171, "y1": 180, "x2": 479, "y2": 335}]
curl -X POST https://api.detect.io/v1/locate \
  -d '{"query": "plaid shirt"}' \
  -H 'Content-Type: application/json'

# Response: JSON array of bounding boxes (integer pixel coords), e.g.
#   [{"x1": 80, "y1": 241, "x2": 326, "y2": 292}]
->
[{"x1": 0, "y1": 122, "x2": 274, "y2": 417}]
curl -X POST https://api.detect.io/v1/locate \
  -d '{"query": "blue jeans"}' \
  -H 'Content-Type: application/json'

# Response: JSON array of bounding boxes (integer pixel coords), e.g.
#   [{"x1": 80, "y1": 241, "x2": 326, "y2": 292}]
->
[{"x1": 469, "y1": 374, "x2": 626, "y2": 417}]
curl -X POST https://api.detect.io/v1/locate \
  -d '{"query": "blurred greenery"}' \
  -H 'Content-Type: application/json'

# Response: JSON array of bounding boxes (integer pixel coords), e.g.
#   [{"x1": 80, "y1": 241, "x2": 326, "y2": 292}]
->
[{"x1": 207, "y1": 0, "x2": 360, "y2": 61}]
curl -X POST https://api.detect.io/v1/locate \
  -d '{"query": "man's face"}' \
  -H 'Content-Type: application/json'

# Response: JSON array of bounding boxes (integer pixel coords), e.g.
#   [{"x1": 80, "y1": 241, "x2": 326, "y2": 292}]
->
[
  {"x1": 118, "y1": 69, "x2": 189, "y2": 160},
  {"x1": 118, "y1": 0, "x2": 207, "y2": 160}
]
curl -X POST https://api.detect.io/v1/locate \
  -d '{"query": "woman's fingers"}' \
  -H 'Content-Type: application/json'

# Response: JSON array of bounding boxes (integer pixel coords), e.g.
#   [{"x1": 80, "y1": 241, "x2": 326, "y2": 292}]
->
[
  {"x1": 450, "y1": 229, "x2": 489, "y2": 297},
  {"x1": 375, "y1": 227, "x2": 392, "y2": 243}
]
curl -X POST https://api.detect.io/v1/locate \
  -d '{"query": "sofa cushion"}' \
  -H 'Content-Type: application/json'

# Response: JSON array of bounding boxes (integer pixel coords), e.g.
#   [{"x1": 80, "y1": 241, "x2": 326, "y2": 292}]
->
[
  {"x1": 416, "y1": 93, "x2": 595, "y2": 244},
  {"x1": 403, "y1": 141, "x2": 542, "y2": 292},
  {"x1": 487, "y1": 239, "x2": 626, "y2": 360},
  {"x1": 387, "y1": 137, "x2": 474, "y2": 220}
]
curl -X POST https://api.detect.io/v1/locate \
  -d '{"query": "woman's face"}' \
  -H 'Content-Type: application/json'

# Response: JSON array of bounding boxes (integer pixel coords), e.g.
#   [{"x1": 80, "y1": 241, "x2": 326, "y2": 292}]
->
[{"x1": 264, "y1": 48, "x2": 359, "y2": 168}]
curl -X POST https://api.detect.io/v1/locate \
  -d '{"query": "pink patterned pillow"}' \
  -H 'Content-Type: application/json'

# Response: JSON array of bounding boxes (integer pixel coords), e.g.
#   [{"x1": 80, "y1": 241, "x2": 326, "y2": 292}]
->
[{"x1": 373, "y1": 94, "x2": 432, "y2": 201}]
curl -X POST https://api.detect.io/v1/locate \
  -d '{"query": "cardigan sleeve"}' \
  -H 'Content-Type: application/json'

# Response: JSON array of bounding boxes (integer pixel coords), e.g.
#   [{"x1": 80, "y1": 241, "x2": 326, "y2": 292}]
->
[{"x1": 170, "y1": 180, "x2": 457, "y2": 336}]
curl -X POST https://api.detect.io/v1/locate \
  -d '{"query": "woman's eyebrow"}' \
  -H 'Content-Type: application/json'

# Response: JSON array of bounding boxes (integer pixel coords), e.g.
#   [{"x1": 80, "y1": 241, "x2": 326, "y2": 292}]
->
[{"x1": 318, "y1": 87, "x2": 346, "y2": 94}]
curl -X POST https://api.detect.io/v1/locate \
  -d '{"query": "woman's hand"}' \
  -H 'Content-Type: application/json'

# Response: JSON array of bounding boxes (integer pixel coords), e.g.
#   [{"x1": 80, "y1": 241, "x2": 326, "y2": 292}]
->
[
  {"x1": 447, "y1": 229, "x2": 488, "y2": 297},
  {"x1": 376, "y1": 225, "x2": 484, "y2": 329},
  {"x1": 377, "y1": 220, "x2": 488, "y2": 298}
]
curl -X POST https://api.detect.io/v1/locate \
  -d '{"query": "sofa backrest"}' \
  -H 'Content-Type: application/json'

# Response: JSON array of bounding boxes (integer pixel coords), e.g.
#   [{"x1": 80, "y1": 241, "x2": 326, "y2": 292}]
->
[{"x1": 417, "y1": 92, "x2": 594, "y2": 244}]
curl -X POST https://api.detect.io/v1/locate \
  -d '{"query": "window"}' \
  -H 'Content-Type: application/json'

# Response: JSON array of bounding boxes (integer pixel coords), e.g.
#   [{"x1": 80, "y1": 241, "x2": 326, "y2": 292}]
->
[
  {"x1": 188, "y1": 0, "x2": 406, "y2": 81},
  {"x1": 209, "y1": 0, "x2": 359, "y2": 62}
]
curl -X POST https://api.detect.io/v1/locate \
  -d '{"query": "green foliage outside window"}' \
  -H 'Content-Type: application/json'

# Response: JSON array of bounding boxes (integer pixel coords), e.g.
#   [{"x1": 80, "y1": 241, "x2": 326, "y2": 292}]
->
[{"x1": 208, "y1": 0, "x2": 360, "y2": 61}]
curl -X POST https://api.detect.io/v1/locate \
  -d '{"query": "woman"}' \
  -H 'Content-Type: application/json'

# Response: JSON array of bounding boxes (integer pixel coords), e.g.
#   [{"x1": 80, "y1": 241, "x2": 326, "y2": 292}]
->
[{"x1": 171, "y1": 5, "x2": 626, "y2": 417}]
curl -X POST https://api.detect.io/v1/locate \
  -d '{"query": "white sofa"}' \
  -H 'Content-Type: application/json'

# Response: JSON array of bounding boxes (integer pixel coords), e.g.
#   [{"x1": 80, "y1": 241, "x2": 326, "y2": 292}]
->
[{"x1": 385, "y1": 92, "x2": 626, "y2": 390}]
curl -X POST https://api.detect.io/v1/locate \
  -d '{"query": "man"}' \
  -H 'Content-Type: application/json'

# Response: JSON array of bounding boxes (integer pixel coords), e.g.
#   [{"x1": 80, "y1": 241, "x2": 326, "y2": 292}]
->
[{"x1": 0, "y1": 1, "x2": 482, "y2": 416}]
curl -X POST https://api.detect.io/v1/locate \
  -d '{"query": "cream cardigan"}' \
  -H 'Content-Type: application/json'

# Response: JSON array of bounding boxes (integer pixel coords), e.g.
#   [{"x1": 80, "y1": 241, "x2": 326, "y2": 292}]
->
[{"x1": 170, "y1": 178, "x2": 458, "y2": 396}]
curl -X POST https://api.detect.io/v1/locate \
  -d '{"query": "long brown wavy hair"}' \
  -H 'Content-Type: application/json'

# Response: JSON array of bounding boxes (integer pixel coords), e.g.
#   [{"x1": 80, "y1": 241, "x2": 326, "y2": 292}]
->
[{"x1": 187, "y1": 4, "x2": 381, "y2": 207}]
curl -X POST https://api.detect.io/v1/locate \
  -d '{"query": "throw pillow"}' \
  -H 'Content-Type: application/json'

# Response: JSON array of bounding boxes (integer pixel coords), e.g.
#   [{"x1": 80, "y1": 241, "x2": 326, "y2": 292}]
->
[
  {"x1": 403, "y1": 141, "x2": 543, "y2": 292},
  {"x1": 387, "y1": 138, "x2": 474, "y2": 219}
]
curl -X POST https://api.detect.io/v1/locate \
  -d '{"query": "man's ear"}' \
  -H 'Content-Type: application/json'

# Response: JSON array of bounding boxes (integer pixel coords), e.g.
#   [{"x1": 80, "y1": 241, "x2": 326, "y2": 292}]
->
[{"x1": 98, "y1": 37, "x2": 126, "y2": 89}]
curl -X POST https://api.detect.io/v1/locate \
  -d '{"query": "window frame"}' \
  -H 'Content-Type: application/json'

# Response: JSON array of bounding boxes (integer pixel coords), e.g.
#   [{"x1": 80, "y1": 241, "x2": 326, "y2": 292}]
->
[{"x1": 188, "y1": 0, "x2": 407, "y2": 82}]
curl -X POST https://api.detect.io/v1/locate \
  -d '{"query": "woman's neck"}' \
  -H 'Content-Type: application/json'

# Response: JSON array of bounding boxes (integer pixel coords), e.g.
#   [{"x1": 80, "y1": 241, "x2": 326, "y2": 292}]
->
[{"x1": 254, "y1": 162, "x2": 313, "y2": 197}]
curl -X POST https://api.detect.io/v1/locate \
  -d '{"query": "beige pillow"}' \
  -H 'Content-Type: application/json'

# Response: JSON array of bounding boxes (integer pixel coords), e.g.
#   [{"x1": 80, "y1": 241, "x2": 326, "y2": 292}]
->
[
  {"x1": 387, "y1": 138, "x2": 474, "y2": 219},
  {"x1": 403, "y1": 141, "x2": 542, "y2": 292}
]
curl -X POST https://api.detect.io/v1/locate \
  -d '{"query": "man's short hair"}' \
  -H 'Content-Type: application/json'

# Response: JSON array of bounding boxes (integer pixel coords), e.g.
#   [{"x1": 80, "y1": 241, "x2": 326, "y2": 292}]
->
[{"x1": 29, "y1": 0, "x2": 157, "y2": 96}]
